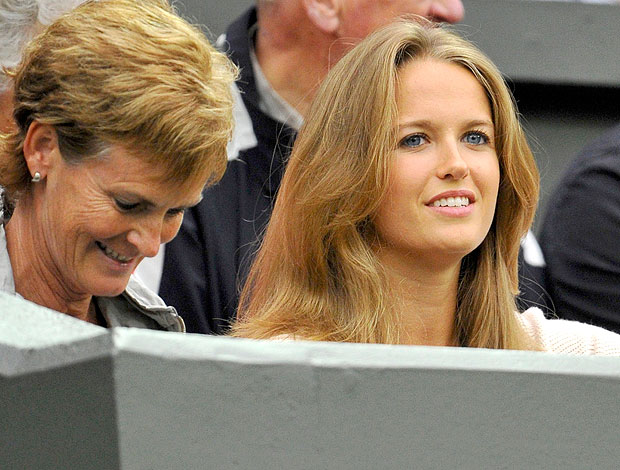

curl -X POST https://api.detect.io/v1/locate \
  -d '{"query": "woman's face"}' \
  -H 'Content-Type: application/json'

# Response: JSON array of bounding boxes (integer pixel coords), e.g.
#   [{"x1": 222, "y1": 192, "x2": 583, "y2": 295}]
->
[
  {"x1": 37, "y1": 144, "x2": 204, "y2": 298},
  {"x1": 373, "y1": 58, "x2": 500, "y2": 269}
]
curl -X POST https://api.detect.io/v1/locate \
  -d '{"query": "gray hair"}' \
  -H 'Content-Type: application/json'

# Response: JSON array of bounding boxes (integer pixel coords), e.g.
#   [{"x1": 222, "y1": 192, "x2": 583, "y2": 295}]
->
[{"x1": 0, "y1": 0, "x2": 84, "y2": 91}]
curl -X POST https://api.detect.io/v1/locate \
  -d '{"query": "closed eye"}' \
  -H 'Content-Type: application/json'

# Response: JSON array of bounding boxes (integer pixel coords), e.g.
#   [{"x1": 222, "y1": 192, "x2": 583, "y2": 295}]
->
[
  {"x1": 165, "y1": 207, "x2": 186, "y2": 218},
  {"x1": 399, "y1": 133, "x2": 428, "y2": 149},
  {"x1": 114, "y1": 199, "x2": 140, "y2": 212},
  {"x1": 463, "y1": 130, "x2": 491, "y2": 146}
]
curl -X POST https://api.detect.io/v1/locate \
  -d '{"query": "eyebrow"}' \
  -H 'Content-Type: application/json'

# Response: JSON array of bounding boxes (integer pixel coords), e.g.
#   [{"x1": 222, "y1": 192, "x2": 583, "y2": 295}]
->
[{"x1": 397, "y1": 119, "x2": 495, "y2": 131}]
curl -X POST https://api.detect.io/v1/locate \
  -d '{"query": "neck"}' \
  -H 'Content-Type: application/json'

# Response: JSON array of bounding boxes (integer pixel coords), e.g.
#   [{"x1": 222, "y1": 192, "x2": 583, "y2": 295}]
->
[
  {"x1": 5, "y1": 195, "x2": 97, "y2": 324},
  {"x1": 379, "y1": 249, "x2": 461, "y2": 346},
  {"x1": 255, "y1": 9, "x2": 349, "y2": 118}
]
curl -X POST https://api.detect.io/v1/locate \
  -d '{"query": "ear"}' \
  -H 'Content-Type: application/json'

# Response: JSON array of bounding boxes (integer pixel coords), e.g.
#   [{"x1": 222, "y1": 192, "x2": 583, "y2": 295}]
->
[
  {"x1": 302, "y1": 0, "x2": 340, "y2": 34},
  {"x1": 22, "y1": 121, "x2": 60, "y2": 180}
]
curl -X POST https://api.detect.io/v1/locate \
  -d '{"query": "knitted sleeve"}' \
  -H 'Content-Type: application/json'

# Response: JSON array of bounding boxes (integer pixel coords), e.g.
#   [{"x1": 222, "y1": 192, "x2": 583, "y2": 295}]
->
[{"x1": 518, "y1": 307, "x2": 620, "y2": 355}]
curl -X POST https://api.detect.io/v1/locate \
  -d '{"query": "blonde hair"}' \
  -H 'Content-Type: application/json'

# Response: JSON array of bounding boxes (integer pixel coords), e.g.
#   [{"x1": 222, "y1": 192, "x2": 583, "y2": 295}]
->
[
  {"x1": 0, "y1": 0, "x2": 236, "y2": 206},
  {"x1": 232, "y1": 18, "x2": 539, "y2": 349}
]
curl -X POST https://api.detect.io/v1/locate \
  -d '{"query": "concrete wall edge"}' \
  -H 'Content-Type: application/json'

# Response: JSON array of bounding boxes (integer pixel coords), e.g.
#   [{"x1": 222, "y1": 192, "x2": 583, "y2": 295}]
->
[{"x1": 112, "y1": 328, "x2": 620, "y2": 379}]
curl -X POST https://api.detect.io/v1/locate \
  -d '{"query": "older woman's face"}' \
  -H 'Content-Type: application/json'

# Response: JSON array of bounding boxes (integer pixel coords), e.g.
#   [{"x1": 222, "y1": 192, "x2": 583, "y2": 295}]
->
[
  {"x1": 37, "y1": 143, "x2": 204, "y2": 298},
  {"x1": 373, "y1": 59, "x2": 499, "y2": 269}
]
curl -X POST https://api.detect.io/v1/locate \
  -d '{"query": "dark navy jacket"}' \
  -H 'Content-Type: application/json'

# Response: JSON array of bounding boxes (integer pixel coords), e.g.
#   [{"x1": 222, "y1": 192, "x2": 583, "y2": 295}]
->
[
  {"x1": 159, "y1": 8, "x2": 295, "y2": 333},
  {"x1": 540, "y1": 123, "x2": 620, "y2": 333}
]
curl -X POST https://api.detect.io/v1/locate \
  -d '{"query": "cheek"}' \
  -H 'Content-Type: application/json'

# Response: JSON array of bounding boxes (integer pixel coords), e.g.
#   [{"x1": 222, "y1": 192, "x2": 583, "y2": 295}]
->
[
  {"x1": 390, "y1": 161, "x2": 427, "y2": 206},
  {"x1": 488, "y1": 161, "x2": 501, "y2": 200},
  {"x1": 478, "y1": 162, "x2": 501, "y2": 225},
  {"x1": 472, "y1": 157, "x2": 500, "y2": 197},
  {"x1": 374, "y1": 177, "x2": 416, "y2": 238},
  {"x1": 160, "y1": 215, "x2": 183, "y2": 244}
]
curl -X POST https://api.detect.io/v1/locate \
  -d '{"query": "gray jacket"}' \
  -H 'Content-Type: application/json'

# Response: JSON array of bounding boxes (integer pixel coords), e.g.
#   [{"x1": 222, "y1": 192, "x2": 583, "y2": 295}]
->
[{"x1": 0, "y1": 199, "x2": 184, "y2": 332}]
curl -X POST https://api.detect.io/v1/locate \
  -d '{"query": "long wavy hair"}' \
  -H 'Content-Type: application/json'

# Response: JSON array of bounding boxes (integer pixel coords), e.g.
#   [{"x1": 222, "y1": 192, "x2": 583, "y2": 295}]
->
[{"x1": 232, "y1": 18, "x2": 539, "y2": 349}]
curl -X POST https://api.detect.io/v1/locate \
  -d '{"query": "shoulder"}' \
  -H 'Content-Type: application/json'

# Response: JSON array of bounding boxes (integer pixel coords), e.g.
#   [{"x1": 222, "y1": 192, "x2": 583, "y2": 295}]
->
[
  {"x1": 543, "y1": 124, "x2": 620, "y2": 209},
  {"x1": 579, "y1": 123, "x2": 620, "y2": 162},
  {"x1": 517, "y1": 307, "x2": 620, "y2": 355}
]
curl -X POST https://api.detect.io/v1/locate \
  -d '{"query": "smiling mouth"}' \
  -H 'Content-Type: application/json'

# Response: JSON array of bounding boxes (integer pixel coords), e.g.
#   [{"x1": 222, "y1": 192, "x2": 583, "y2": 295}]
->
[
  {"x1": 431, "y1": 196, "x2": 470, "y2": 208},
  {"x1": 95, "y1": 241, "x2": 132, "y2": 263}
]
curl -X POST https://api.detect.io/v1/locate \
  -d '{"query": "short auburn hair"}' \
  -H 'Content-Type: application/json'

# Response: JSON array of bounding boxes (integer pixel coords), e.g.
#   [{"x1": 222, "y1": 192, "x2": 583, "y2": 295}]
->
[{"x1": 0, "y1": 0, "x2": 236, "y2": 204}]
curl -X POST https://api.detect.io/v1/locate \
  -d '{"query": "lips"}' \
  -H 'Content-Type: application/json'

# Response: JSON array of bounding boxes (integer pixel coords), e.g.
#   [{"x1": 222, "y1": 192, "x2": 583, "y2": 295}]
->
[{"x1": 95, "y1": 241, "x2": 134, "y2": 263}]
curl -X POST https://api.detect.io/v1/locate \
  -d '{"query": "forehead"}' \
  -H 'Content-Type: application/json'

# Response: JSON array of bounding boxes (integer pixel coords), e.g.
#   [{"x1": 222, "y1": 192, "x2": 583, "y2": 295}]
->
[
  {"x1": 86, "y1": 145, "x2": 207, "y2": 200},
  {"x1": 395, "y1": 58, "x2": 491, "y2": 121},
  {"x1": 102, "y1": 144, "x2": 207, "y2": 185}
]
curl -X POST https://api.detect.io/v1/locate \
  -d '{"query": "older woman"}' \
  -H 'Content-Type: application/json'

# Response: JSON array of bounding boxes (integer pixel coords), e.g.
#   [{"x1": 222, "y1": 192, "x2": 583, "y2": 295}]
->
[
  {"x1": 0, "y1": 0, "x2": 236, "y2": 330},
  {"x1": 232, "y1": 18, "x2": 620, "y2": 354}
]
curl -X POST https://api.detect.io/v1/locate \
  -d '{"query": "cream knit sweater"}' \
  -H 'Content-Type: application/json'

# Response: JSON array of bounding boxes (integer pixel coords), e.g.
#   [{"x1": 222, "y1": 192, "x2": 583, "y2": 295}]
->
[{"x1": 518, "y1": 307, "x2": 620, "y2": 356}]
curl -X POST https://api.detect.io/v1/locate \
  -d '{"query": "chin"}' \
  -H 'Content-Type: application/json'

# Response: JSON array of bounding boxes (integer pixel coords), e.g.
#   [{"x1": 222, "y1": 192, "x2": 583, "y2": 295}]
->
[
  {"x1": 433, "y1": 239, "x2": 479, "y2": 255},
  {"x1": 89, "y1": 278, "x2": 130, "y2": 298},
  {"x1": 434, "y1": 230, "x2": 488, "y2": 253}
]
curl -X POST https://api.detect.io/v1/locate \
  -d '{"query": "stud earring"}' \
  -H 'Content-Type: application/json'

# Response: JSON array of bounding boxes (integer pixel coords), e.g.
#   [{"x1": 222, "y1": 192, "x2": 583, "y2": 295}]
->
[{"x1": 31, "y1": 171, "x2": 42, "y2": 183}]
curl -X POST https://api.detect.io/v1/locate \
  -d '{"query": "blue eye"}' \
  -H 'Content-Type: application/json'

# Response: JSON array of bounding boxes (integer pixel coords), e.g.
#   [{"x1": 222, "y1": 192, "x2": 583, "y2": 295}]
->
[
  {"x1": 464, "y1": 131, "x2": 489, "y2": 145},
  {"x1": 400, "y1": 134, "x2": 426, "y2": 148}
]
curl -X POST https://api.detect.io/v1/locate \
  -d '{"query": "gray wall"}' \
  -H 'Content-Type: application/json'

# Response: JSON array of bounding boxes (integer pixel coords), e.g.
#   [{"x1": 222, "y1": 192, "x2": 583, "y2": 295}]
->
[
  {"x1": 175, "y1": 0, "x2": 253, "y2": 39},
  {"x1": 2, "y1": 293, "x2": 620, "y2": 469},
  {"x1": 177, "y1": 0, "x2": 620, "y2": 232}
]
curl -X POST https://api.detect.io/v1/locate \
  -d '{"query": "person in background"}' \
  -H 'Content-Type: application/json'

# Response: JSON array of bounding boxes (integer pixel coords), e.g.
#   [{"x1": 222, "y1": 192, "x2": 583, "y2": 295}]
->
[
  {"x1": 540, "y1": 123, "x2": 620, "y2": 334},
  {"x1": 139, "y1": 0, "x2": 544, "y2": 334},
  {"x1": 231, "y1": 18, "x2": 620, "y2": 355},
  {"x1": 0, "y1": 0, "x2": 236, "y2": 329},
  {"x1": 1, "y1": 0, "x2": 86, "y2": 133}
]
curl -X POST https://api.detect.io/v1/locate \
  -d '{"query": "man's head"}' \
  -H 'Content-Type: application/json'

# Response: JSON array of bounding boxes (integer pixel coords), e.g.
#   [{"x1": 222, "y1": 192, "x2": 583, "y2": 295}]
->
[{"x1": 256, "y1": 0, "x2": 464, "y2": 69}]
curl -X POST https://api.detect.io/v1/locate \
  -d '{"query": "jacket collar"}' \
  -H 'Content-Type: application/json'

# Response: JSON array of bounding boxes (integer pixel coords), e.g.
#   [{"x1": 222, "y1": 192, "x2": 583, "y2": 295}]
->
[{"x1": 225, "y1": 7, "x2": 297, "y2": 195}]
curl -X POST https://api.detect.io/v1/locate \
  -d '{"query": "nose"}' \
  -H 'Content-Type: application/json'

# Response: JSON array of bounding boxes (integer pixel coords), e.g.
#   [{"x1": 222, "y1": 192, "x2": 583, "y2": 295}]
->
[
  {"x1": 428, "y1": 0, "x2": 465, "y2": 24},
  {"x1": 127, "y1": 215, "x2": 182, "y2": 258},
  {"x1": 436, "y1": 140, "x2": 469, "y2": 180}
]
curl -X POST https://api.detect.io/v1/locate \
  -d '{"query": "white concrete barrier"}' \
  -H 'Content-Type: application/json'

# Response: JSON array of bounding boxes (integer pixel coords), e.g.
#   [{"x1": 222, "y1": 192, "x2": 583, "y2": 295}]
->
[{"x1": 2, "y1": 292, "x2": 619, "y2": 469}]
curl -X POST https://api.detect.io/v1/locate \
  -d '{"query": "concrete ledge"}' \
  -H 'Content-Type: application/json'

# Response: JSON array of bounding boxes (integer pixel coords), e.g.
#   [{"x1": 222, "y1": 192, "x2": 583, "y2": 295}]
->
[
  {"x1": 2, "y1": 295, "x2": 619, "y2": 469},
  {"x1": 116, "y1": 327, "x2": 620, "y2": 377},
  {"x1": 0, "y1": 292, "x2": 111, "y2": 377},
  {"x1": 114, "y1": 329, "x2": 620, "y2": 469}
]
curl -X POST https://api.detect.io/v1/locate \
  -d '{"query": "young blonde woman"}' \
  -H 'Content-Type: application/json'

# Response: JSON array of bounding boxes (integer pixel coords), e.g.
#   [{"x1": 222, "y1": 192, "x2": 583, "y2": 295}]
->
[{"x1": 231, "y1": 18, "x2": 620, "y2": 354}]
